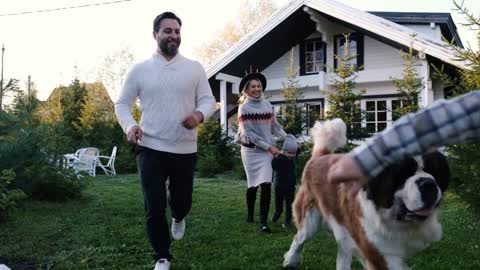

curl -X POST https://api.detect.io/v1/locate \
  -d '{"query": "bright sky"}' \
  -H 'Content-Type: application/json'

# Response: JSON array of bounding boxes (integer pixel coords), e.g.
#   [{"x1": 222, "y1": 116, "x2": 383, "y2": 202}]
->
[{"x1": 0, "y1": 0, "x2": 478, "y2": 101}]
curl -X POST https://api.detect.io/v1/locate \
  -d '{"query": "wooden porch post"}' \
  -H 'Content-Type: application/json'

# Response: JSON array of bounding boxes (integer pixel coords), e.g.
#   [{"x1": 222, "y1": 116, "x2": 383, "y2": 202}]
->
[{"x1": 219, "y1": 80, "x2": 227, "y2": 132}]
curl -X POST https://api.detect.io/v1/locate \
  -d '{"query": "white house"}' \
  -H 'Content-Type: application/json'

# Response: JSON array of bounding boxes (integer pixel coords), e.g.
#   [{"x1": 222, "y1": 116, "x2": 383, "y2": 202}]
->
[{"x1": 206, "y1": 0, "x2": 467, "y2": 133}]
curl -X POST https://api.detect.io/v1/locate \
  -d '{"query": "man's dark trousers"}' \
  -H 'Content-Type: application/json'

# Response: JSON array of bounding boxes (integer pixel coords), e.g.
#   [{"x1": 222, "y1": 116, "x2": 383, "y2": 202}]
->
[{"x1": 136, "y1": 145, "x2": 197, "y2": 261}]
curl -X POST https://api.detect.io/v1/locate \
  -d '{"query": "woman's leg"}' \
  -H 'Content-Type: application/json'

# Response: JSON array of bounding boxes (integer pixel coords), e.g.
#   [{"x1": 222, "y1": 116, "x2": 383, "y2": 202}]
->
[
  {"x1": 259, "y1": 182, "x2": 272, "y2": 231},
  {"x1": 246, "y1": 186, "x2": 258, "y2": 223}
]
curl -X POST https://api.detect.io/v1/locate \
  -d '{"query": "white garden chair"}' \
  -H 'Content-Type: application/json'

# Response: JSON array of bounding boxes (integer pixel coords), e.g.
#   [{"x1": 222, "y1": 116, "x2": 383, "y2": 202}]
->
[
  {"x1": 70, "y1": 147, "x2": 99, "y2": 177},
  {"x1": 97, "y1": 146, "x2": 117, "y2": 176}
]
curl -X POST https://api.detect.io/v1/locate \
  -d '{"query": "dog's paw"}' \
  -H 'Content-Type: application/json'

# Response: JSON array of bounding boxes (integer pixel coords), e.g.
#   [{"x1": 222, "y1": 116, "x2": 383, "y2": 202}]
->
[{"x1": 283, "y1": 251, "x2": 301, "y2": 268}]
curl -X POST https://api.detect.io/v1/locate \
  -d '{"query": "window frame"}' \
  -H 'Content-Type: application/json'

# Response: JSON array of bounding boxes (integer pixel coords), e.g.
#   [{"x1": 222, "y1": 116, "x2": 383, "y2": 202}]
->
[
  {"x1": 299, "y1": 38, "x2": 327, "y2": 75},
  {"x1": 361, "y1": 96, "x2": 403, "y2": 133},
  {"x1": 305, "y1": 102, "x2": 324, "y2": 130},
  {"x1": 333, "y1": 33, "x2": 364, "y2": 70}
]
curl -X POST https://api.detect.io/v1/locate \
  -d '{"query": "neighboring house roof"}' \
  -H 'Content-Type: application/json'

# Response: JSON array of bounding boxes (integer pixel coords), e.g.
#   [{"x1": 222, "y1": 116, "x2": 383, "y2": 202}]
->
[
  {"x1": 368, "y1": 12, "x2": 463, "y2": 48},
  {"x1": 206, "y1": 0, "x2": 468, "y2": 79}
]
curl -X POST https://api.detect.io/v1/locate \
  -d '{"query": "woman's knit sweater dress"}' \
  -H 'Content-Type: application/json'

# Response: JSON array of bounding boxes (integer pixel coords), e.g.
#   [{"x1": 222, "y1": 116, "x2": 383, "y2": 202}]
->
[{"x1": 236, "y1": 96, "x2": 287, "y2": 188}]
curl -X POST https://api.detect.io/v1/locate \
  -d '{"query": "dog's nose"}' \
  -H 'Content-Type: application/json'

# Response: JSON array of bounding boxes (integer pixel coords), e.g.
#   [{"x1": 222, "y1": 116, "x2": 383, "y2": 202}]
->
[
  {"x1": 416, "y1": 177, "x2": 439, "y2": 208},
  {"x1": 416, "y1": 177, "x2": 435, "y2": 187}
]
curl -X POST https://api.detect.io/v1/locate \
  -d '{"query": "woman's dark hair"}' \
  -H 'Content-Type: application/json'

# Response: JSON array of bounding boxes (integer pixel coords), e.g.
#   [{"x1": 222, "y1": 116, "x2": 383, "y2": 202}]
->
[{"x1": 153, "y1": 12, "x2": 182, "y2": 32}]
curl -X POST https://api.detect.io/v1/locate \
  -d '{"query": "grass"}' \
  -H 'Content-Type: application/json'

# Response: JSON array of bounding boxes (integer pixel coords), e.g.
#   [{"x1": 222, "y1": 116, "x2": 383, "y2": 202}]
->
[{"x1": 0, "y1": 174, "x2": 479, "y2": 270}]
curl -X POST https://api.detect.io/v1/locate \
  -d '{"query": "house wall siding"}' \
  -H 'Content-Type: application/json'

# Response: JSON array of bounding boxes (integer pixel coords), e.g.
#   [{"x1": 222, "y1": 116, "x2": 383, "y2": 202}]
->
[
  {"x1": 406, "y1": 24, "x2": 443, "y2": 41},
  {"x1": 262, "y1": 46, "x2": 300, "y2": 80},
  {"x1": 363, "y1": 36, "x2": 404, "y2": 70},
  {"x1": 259, "y1": 22, "x2": 444, "y2": 113}
]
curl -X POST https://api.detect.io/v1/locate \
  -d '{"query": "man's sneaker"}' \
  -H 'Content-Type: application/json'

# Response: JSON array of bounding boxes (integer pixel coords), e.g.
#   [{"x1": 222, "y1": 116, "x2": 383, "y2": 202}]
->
[
  {"x1": 154, "y1": 258, "x2": 170, "y2": 270},
  {"x1": 171, "y1": 218, "x2": 185, "y2": 240}
]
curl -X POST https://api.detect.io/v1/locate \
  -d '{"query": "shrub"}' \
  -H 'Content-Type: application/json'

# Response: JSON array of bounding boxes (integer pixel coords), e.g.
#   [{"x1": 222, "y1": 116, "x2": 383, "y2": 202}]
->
[
  {"x1": 0, "y1": 123, "x2": 88, "y2": 201},
  {"x1": 197, "y1": 119, "x2": 237, "y2": 177},
  {"x1": 447, "y1": 143, "x2": 480, "y2": 209},
  {"x1": 197, "y1": 148, "x2": 223, "y2": 178},
  {"x1": 0, "y1": 169, "x2": 27, "y2": 220}
]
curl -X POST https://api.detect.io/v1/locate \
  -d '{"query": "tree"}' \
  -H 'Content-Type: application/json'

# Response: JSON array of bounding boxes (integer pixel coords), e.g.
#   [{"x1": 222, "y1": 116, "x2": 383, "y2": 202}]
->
[
  {"x1": 11, "y1": 78, "x2": 40, "y2": 114},
  {"x1": 61, "y1": 79, "x2": 87, "y2": 140},
  {"x1": 1, "y1": 45, "x2": 20, "y2": 111},
  {"x1": 278, "y1": 48, "x2": 303, "y2": 135},
  {"x1": 325, "y1": 34, "x2": 366, "y2": 141},
  {"x1": 35, "y1": 79, "x2": 87, "y2": 141},
  {"x1": 196, "y1": 0, "x2": 277, "y2": 65},
  {"x1": 35, "y1": 86, "x2": 64, "y2": 126},
  {"x1": 0, "y1": 78, "x2": 19, "y2": 111},
  {"x1": 77, "y1": 82, "x2": 116, "y2": 131},
  {"x1": 435, "y1": 0, "x2": 480, "y2": 208},
  {"x1": 391, "y1": 36, "x2": 422, "y2": 119},
  {"x1": 97, "y1": 47, "x2": 135, "y2": 101}
]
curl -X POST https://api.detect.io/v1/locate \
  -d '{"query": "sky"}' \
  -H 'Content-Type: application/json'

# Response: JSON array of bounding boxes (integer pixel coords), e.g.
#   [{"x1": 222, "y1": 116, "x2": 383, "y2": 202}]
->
[{"x1": 0, "y1": 0, "x2": 478, "y2": 102}]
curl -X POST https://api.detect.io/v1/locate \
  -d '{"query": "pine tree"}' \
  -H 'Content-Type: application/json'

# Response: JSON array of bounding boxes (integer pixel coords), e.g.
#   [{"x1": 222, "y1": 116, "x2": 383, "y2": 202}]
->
[
  {"x1": 392, "y1": 36, "x2": 422, "y2": 119},
  {"x1": 435, "y1": 0, "x2": 480, "y2": 205},
  {"x1": 325, "y1": 34, "x2": 366, "y2": 140},
  {"x1": 278, "y1": 48, "x2": 303, "y2": 136}
]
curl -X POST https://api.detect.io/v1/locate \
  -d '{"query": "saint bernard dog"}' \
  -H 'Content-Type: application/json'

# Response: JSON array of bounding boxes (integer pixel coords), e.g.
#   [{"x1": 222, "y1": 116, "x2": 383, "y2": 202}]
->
[{"x1": 283, "y1": 119, "x2": 450, "y2": 270}]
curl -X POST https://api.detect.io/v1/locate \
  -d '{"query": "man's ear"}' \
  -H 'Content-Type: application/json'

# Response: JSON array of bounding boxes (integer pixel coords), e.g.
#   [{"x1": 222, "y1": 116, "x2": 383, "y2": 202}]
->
[{"x1": 152, "y1": 31, "x2": 158, "y2": 39}]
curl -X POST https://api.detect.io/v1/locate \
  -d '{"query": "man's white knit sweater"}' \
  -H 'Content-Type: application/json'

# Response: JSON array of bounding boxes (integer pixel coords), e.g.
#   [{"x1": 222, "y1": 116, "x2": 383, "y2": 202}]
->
[{"x1": 115, "y1": 52, "x2": 216, "y2": 154}]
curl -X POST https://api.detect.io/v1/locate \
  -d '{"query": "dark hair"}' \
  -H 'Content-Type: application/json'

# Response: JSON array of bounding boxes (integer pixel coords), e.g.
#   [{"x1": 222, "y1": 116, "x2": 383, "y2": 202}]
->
[{"x1": 153, "y1": 12, "x2": 182, "y2": 32}]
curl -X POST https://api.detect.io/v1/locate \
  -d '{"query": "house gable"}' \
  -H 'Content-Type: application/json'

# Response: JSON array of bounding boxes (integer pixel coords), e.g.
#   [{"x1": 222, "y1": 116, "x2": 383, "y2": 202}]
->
[
  {"x1": 208, "y1": 8, "x2": 315, "y2": 80},
  {"x1": 208, "y1": 0, "x2": 468, "y2": 132}
]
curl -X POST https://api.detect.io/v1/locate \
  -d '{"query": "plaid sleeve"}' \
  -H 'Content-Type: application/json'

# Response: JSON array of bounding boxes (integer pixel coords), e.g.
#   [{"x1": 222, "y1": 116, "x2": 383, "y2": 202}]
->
[{"x1": 352, "y1": 90, "x2": 480, "y2": 178}]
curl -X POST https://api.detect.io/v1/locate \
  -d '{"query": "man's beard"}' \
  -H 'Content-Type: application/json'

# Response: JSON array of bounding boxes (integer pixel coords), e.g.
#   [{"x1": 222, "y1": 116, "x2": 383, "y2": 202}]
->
[{"x1": 160, "y1": 38, "x2": 180, "y2": 56}]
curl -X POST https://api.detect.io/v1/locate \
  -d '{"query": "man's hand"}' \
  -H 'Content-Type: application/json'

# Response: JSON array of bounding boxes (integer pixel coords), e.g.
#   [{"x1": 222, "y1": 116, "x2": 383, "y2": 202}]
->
[
  {"x1": 327, "y1": 154, "x2": 369, "y2": 198},
  {"x1": 127, "y1": 125, "x2": 143, "y2": 144},
  {"x1": 182, "y1": 111, "x2": 204, "y2": 129}
]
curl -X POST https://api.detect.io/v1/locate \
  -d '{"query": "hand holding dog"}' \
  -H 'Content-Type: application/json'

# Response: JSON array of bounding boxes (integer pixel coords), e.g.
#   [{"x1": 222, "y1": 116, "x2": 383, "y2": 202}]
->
[{"x1": 328, "y1": 154, "x2": 369, "y2": 197}]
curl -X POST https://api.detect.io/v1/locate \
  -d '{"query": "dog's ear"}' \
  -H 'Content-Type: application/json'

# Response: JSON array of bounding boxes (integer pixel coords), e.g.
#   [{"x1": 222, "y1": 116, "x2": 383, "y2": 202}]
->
[
  {"x1": 365, "y1": 166, "x2": 400, "y2": 209},
  {"x1": 423, "y1": 152, "x2": 450, "y2": 192},
  {"x1": 364, "y1": 158, "x2": 417, "y2": 208}
]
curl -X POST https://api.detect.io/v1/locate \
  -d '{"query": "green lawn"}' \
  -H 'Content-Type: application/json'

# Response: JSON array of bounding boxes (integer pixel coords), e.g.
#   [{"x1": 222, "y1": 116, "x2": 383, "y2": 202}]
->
[{"x1": 0, "y1": 174, "x2": 479, "y2": 270}]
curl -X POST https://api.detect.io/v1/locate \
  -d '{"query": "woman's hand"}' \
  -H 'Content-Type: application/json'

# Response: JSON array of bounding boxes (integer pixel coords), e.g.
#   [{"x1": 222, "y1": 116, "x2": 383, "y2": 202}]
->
[{"x1": 268, "y1": 146, "x2": 281, "y2": 157}]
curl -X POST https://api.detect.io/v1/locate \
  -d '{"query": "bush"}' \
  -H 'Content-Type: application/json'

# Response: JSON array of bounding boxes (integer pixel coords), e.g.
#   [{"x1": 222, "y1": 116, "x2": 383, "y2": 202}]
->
[
  {"x1": 0, "y1": 169, "x2": 27, "y2": 220},
  {"x1": 197, "y1": 148, "x2": 223, "y2": 178},
  {"x1": 0, "y1": 123, "x2": 88, "y2": 202},
  {"x1": 114, "y1": 143, "x2": 138, "y2": 174},
  {"x1": 447, "y1": 143, "x2": 480, "y2": 209},
  {"x1": 197, "y1": 119, "x2": 237, "y2": 177}
]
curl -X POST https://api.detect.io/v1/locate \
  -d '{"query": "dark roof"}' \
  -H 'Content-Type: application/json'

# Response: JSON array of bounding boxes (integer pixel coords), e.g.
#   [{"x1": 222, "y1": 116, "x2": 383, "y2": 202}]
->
[
  {"x1": 369, "y1": 12, "x2": 463, "y2": 48},
  {"x1": 210, "y1": 8, "x2": 316, "y2": 79},
  {"x1": 210, "y1": 104, "x2": 238, "y2": 121}
]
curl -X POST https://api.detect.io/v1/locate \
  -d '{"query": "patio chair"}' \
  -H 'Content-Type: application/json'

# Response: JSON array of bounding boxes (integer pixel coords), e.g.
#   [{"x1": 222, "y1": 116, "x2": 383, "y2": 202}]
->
[
  {"x1": 97, "y1": 146, "x2": 117, "y2": 176},
  {"x1": 71, "y1": 147, "x2": 100, "y2": 177},
  {"x1": 63, "y1": 148, "x2": 83, "y2": 169}
]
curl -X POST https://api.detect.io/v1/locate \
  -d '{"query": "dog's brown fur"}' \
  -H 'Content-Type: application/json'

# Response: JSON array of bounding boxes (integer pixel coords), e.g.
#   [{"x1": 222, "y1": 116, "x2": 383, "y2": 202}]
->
[{"x1": 292, "y1": 153, "x2": 388, "y2": 270}]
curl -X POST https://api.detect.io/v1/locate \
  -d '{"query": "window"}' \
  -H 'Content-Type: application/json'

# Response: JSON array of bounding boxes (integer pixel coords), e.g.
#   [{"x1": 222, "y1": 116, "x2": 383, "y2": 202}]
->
[
  {"x1": 273, "y1": 105, "x2": 283, "y2": 119},
  {"x1": 362, "y1": 97, "x2": 404, "y2": 133},
  {"x1": 365, "y1": 100, "x2": 387, "y2": 133},
  {"x1": 300, "y1": 39, "x2": 326, "y2": 75},
  {"x1": 306, "y1": 103, "x2": 323, "y2": 129},
  {"x1": 391, "y1": 99, "x2": 403, "y2": 121},
  {"x1": 334, "y1": 33, "x2": 364, "y2": 69}
]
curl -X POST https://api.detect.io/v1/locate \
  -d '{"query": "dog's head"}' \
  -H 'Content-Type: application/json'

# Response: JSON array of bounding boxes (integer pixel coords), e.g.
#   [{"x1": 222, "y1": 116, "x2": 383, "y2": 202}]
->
[{"x1": 364, "y1": 151, "x2": 450, "y2": 222}]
